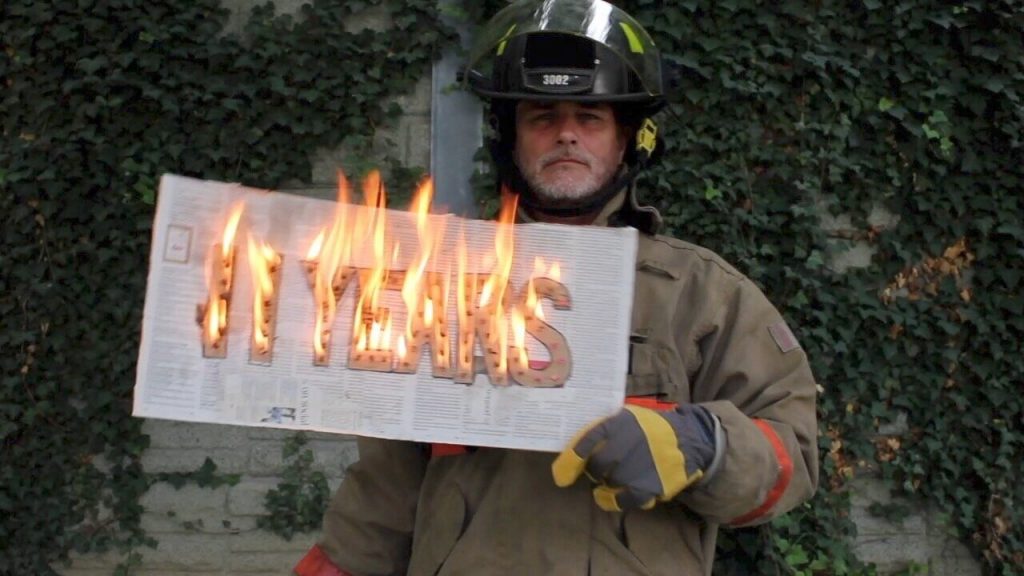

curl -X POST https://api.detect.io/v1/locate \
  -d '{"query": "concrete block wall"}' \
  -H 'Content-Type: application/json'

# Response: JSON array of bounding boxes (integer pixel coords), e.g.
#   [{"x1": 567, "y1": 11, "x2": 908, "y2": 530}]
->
[
  {"x1": 59, "y1": 425, "x2": 984, "y2": 575},
  {"x1": 60, "y1": 422, "x2": 355, "y2": 576},
  {"x1": 849, "y1": 474, "x2": 982, "y2": 575}
]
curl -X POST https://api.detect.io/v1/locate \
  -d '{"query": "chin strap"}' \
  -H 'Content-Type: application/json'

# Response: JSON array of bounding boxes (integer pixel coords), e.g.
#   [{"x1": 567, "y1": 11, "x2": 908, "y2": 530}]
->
[{"x1": 609, "y1": 183, "x2": 664, "y2": 236}]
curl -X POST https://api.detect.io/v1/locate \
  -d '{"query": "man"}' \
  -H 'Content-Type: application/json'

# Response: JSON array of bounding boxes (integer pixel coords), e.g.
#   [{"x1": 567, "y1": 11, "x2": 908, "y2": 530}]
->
[{"x1": 295, "y1": 1, "x2": 818, "y2": 574}]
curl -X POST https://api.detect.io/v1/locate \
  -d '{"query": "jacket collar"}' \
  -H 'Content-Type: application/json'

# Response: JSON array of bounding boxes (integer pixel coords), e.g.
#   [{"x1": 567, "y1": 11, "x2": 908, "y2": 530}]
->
[{"x1": 515, "y1": 186, "x2": 662, "y2": 235}]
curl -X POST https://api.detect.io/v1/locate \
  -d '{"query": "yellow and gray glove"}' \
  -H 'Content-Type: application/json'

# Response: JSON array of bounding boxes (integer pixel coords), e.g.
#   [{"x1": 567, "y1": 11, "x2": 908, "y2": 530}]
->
[{"x1": 552, "y1": 403, "x2": 719, "y2": 511}]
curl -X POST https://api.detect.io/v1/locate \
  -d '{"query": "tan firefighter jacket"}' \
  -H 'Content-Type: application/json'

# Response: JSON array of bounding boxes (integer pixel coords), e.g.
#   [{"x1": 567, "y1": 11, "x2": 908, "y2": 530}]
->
[{"x1": 314, "y1": 192, "x2": 820, "y2": 576}]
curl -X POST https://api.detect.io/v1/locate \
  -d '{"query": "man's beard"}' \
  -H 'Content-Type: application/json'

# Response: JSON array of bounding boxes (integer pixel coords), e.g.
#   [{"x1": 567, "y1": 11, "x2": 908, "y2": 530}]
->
[{"x1": 517, "y1": 146, "x2": 618, "y2": 201}]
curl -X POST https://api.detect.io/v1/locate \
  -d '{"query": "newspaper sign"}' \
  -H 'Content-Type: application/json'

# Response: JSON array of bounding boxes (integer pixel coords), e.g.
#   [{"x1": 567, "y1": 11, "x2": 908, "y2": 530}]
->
[{"x1": 133, "y1": 174, "x2": 637, "y2": 452}]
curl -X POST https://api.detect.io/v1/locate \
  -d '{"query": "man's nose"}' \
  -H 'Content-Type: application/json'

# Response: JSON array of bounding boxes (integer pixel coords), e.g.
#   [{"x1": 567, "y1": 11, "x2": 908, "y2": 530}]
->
[{"x1": 556, "y1": 117, "x2": 580, "y2": 146}]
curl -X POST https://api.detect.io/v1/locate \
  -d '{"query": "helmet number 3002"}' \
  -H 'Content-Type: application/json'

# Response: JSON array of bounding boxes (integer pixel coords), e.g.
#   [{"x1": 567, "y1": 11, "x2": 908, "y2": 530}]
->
[{"x1": 542, "y1": 74, "x2": 571, "y2": 86}]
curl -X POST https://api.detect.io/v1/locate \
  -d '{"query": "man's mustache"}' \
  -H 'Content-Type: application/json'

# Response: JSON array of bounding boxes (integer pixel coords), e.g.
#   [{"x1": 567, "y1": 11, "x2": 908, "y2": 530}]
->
[{"x1": 538, "y1": 147, "x2": 593, "y2": 169}]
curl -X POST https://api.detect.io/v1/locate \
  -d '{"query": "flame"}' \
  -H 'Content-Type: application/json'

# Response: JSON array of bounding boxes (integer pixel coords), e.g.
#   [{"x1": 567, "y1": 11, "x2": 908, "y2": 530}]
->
[
  {"x1": 478, "y1": 194, "x2": 518, "y2": 376},
  {"x1": 479, "y1": 197, "x2": 517, "y2": 306},
  {"x1": 399, "y1": 179, "x2": 432, "y2": 332},
  {"x1": 206, "y1": 295, "x2": 221, "y2": 343},
  {"x1": 248, "y1": 237, "x2": 279, "y2": 352},
  {"x1": 354, "y1": 170, "x2": 391, "y2": 352},
  {"x1": 457, "y1": 229, "x2": 469, "y2": 324},
  {"x1": 479, "y1": 279, "x2": 493, "y2": 307},
  {"x1": 217, "y1": 297, "x2": 227, "y2": 332},
  {"x1": 221, "y1": 202, "x2": 245, "y2": 260},
  {"x1": 456, "y1": 228, "x2": 475, "y2": 373},
  {"x1": 313, "y1": 311, "x2": 327, "y2": 358},
  {"x1": 309, "y1": 170, "x2": 358, "y2": 360},
  {"x1": 408, "y1": 177, "x2": 433, "y2": 236},
  {"x1": 397, "y1": 334, "x2": 407, "y2": 360},
  {"x1": 511, "y1": 306, "x2": 527, "y2": 369},
  {"x1": 320, "y1": 172, "x2": 354, "y2": 291},
  {"x1": 248, "y1": 238, "x2": 277, "y2": 299},
  {"x1": 363, "y1": 169, "x2": 384, "y2": 210},
  {"x1": 528, "y1": 257, "x2": 562, "y2": 320},
  {"x1": 434, "y1": 263, "x2": 452, "y2": 368},
  {"x1": 300, "y1": 170, "x2": 540, "y2": 379},
  {"x1": 201, "y1": 201, "x2": 245, "y2": 348},
  {"x1": 401, "y1": 178, "x2": 445, "y2": 348},
  {"x1": 306, "y1": 229, "x2": 325, "y2": 260},
  {"x1": 336, "y1": 169, "x2": 352, "y2": 204},
  {"x1": 423, "y1": 297, "x2": 434, "y2": 326},
  {"x1": 525, "y1": 278, "x2": 544, "y2": 320},
  {"x1": 533, "y1": 256, "x2": 561, "y2": 282},
  {"x1": 369, "y1": 314, "x2": 382, "y2": 347},
  {"x1": 262, "y1": 243, "x2": 281, "y2": 269}
]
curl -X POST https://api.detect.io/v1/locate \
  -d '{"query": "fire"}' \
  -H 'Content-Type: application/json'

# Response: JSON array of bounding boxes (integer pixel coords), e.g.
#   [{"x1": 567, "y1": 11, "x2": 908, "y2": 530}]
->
[
  {"x1": 306, "y1": 229, "x2": 325, "y2": 261},
  {"x1": 456, "y1": 228, "x2": 475, "y2": 380},
  {"x1": 205, "y1": 295, "x2": 222, "y2": 343},
  {"x1": 397, "y1": 333, "x2": 408, "y2": 360},
  {"x1": 400, "y1": 179, "x2": 435, "y2": 338},
  {"x1": 200, "y1": 201, "x2": 246, "y2": 357},
  {"x1": 476, "y1": 193, "x2": 518, "y2": 383},
  {"x1": 525, "y1": 277, "x2": 542, "y2": 320},
  {"x1": 511, "y1": 306, "x2": 528, "y2": 371},
  {"x1": 289, "y1": 169, "x2": 570, "y2": 386},
  {"x1": 423, "y1": 298, "x2": 434, "y2": 326},
  {"x1": 532, "y1": 257, "x2": 546, "y2": 276},
  {"x1": 306, "y1": 171, "x2": 359, "y2": 364},
  {"x1": 527, "y1": 257, "x2": 563, "y2": 320},
  {"x1": 313, "y1": 273, "x2": 332, "y2": 361},
  {"x1": 221, "y1": 202, "x2": 244, "y2": 262},
  {"x1": 398, "y1": 177, "x2": 449, "y2": 369},
  {"x1": 248, "y1": 236, "x2": 281, "y2": 356},
  {"x1": 352, "y1": 170, "x2": 392, "y2": 362}
]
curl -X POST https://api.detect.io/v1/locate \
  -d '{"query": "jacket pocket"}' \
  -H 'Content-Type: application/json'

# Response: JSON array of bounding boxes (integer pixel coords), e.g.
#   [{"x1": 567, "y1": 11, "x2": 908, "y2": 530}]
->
[
  {"x1": 627, "y1": 340, "x2": 688, "y2": 401},
  {"x1": 623, "y1": 507, "x2": 705, "y2": 575},
  {"x1": 408, "y1": 483, "x2": 466, "y2": 576}
]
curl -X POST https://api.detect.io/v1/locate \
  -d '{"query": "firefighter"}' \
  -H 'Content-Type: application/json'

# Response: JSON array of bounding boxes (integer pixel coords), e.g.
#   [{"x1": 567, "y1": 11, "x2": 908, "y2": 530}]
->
[{"x1": 296, "y1": 1, "x2": 818, "y2": 574}]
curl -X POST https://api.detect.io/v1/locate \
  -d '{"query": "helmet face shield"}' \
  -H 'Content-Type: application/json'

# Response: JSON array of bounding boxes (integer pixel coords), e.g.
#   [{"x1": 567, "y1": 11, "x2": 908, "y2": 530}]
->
[{"x1": 464, "y1": 0, "x2": 664, "y2": 103}]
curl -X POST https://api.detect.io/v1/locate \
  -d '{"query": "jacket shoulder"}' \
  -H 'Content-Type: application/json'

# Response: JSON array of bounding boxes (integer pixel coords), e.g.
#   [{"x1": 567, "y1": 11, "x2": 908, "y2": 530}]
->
[{"x1": 637, "y1": 233, "x2": 747, "y2": 285}]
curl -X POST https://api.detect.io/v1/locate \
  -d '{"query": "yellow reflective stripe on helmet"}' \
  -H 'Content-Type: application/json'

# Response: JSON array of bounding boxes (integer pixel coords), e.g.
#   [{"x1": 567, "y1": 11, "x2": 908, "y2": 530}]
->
[
  {"x1": 496, "y1": 24, "x2": 518, "y2": 56},
  {"x1": 636, "y1": 118, "x2": 658, "y2": 156},
  {"x1": 619, "y1": 22, "x2": 645, "y2": 54}
]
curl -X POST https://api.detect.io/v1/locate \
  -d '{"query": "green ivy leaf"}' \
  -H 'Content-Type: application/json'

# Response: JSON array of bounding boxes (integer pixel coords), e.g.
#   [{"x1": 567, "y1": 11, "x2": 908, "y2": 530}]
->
[{"x1": 704, "y1": 181, "x2": 722, "y2": 201}]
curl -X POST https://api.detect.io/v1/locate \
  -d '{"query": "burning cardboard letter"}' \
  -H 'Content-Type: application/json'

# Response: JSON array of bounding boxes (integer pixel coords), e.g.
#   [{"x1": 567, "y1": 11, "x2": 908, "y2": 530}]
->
[{"x1": 197, "y1": 202, "x2": 244, "y2": 358}]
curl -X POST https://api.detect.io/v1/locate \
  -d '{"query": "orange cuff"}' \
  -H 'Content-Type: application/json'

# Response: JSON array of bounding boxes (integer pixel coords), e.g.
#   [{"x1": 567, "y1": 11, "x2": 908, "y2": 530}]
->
[
  {"x1": 624, "y1": 396, "x2": 678, "y2": 411},
  {"x1": 294, "y1": 544, "x2": 351, "y2": 576},
  {"x1": 729, "y1": 419, "x2": 793, "y2": 526}
]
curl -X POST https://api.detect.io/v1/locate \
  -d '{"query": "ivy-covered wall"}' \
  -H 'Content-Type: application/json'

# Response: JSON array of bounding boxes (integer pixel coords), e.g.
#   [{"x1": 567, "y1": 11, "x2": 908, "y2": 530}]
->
[
  {"x1": 2, "y1": 1, "x2": 1022, "y2": 575},
  {"x1": 612, "y1": 1, "x2": 1023, "y2": 574},
  {"x1": 1, "y1": 1, "x2": 450, "y2": 574}
]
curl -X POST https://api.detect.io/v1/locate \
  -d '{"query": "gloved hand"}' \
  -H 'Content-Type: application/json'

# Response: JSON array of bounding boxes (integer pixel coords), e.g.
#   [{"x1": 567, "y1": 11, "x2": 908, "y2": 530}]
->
[{"x1": 551, "y1": 403, "x2": 718, "y2": 511}]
